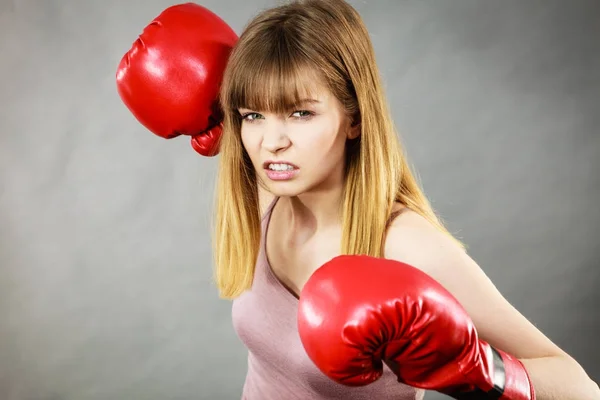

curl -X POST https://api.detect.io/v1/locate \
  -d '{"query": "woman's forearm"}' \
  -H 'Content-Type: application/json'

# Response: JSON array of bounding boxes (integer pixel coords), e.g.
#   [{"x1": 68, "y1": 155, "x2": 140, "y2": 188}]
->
[{"x1": 520, "y1": 356, "x2": 600, "y2": 400}]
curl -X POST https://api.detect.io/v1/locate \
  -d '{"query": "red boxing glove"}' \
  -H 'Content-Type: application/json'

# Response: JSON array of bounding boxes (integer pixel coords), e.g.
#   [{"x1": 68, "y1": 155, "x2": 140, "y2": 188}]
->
[
  {"x1": 297, "y1": 255, "x2": 536, "y2": 400},
  {"x1": 116, "y1": 3, "x2": 238, "y2": 156}
]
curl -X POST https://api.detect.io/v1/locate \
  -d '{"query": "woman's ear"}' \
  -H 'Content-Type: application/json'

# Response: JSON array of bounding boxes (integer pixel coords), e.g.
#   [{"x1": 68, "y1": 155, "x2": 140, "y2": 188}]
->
[{"x1": 347, "y1": 117, "x2": 361, "y2": 139}]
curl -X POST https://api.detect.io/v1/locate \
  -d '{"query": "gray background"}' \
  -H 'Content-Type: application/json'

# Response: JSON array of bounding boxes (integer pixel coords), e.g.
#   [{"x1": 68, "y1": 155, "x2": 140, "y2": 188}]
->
[{"x1": 0, "y1": 0, "x2": 598, "y2": 399}]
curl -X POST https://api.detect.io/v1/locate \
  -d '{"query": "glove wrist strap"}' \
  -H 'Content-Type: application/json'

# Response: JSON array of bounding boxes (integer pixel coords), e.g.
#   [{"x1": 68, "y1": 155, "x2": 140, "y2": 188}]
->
[{"x1": 450, "y1": 345, "x2": 535, "y2": 400}]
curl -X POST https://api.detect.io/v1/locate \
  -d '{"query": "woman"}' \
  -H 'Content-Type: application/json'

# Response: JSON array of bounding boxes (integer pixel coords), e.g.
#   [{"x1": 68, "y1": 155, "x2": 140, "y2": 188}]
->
[
  {"x1": 213, "y1": 1, "x2": 598, "y2": 399},
  {"x1": 117, "y1": 0, "x2": 599, "y2": 399}
]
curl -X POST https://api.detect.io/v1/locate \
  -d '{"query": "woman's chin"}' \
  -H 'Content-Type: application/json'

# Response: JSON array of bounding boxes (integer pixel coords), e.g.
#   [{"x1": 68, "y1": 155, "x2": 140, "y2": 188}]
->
[{"x1": 263, "y1": 178, "x2": 306, "y2": 196}]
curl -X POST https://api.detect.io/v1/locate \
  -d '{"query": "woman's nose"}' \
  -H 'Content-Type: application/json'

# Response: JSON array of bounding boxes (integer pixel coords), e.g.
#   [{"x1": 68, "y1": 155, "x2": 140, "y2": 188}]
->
[{"x1": 261, "y1": 121, "x2": 291, "y2": 153}]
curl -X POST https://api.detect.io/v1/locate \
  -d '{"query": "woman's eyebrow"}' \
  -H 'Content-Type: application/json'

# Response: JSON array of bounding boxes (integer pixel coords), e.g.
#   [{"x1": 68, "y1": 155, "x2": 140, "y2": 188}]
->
[
  {"x1": 237, "y1": 99, "x2": 321, "y2": 113},
  {"x1": 290, "y1": 98, "x2": 321, "y2": 107}
]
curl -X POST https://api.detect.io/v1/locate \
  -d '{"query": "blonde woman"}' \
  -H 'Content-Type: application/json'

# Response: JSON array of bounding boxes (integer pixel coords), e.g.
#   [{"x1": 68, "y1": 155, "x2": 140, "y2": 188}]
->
[{"x1": 117, "y1": 1, "x2": 599, "y2": 399}]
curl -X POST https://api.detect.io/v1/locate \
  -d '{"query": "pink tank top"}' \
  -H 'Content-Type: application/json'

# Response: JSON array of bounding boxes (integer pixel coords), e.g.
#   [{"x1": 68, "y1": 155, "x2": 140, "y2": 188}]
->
[{"x1": 231, "y1": 198, "x2": 424, "y2": 399}]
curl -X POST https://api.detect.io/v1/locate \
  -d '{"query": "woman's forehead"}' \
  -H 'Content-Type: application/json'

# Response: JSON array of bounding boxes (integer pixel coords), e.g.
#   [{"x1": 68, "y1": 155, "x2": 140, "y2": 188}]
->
[{"x1": 235, "y1": 72, "x2": 330, "y2": 112}]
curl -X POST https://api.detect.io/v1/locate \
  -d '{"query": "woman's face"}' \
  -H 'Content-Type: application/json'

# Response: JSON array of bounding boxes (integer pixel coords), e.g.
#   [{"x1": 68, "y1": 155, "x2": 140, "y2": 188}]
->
[{"x1": 239, "y1": 84, "x2": 359, "y2": 198}]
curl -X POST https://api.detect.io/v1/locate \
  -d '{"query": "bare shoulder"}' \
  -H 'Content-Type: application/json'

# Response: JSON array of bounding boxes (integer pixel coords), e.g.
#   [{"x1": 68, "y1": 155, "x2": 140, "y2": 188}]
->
[
  {"x1": 384, "y1": 204, "x2": 466, "y2": 277},
  {"x1": 383, "y1": 204, "x2": 489, "y2": 330},
  {"x1": 383, "y1": 203, "x2": 570, "y2": 361}
]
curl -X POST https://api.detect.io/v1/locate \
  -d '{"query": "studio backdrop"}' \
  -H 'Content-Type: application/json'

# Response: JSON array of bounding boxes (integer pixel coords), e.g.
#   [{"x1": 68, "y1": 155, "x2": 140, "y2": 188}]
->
[{"x1": 0, "y1": 0, "x2": 598, "y2": 399}]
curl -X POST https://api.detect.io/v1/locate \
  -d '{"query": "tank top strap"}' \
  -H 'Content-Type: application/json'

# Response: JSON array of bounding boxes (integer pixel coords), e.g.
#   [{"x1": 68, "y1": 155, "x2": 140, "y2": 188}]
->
[
  {"x1": 385, "y1": 206, "x2": 408, "y2": 230},
  {"x1": 261, "y1": 196, "x2": 279, "y2": 222},
  {"x1": 254, "y1": 196, "x2": 279, "y2": 281}
]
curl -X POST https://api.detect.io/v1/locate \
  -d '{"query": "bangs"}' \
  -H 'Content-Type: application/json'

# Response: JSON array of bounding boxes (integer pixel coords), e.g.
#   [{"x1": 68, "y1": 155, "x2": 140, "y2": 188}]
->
[{"x1": 223, "y1": 33, "x2": 324, "y2": 114}]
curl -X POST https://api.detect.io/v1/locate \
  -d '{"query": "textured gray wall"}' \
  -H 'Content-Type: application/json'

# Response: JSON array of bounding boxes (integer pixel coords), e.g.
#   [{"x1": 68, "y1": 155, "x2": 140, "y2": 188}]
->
[{"x1": 0, "y1": 0, "x2": 598, "y2": 399}]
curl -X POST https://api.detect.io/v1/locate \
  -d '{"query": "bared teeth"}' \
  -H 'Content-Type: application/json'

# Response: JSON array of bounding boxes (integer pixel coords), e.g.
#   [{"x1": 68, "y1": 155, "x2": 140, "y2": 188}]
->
[{"x1": 269, "y1": 163, "x2": 294, "y2": 171}]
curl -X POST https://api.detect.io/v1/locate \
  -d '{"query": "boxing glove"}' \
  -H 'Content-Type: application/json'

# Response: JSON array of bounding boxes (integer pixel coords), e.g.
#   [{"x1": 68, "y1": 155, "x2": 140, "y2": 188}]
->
[
  {"x1": 297, "y1": 255, "x2": 536, "y2": 400},
  {"x1": 116, "y1": 3, "x2": 238, "y2": 156}
]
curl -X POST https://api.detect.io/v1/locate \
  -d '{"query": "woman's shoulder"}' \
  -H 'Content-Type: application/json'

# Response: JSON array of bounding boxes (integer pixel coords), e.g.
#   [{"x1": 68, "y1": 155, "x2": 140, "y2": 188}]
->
[{"x1": 383, "y1": 202, "x2": 466, "y2": 275}]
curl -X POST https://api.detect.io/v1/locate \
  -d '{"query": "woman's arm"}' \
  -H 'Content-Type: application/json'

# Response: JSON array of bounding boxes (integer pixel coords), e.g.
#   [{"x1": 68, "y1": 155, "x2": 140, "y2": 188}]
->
[
  {"x1": 384, "y1": 209, "x2": 599, "y2": 400},
  {"x1": 520, "y1": 357, "x2": 599, "y2": 400}
]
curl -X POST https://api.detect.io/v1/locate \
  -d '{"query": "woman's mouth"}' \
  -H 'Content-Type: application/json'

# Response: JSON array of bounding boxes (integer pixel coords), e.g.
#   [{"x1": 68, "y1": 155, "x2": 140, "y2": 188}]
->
[{"x1": 264, "y1": 161, "x2": 299, "y2": 181}]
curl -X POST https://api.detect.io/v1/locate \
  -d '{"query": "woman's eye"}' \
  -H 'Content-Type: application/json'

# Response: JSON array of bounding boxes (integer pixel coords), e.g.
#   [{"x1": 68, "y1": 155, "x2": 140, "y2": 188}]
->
[
  {"x1": 241, "y1": 112, "x2": 262, "y2": 122},
  {"x1": 291, "y1": 110, "x2": 313, "y2": 118}
]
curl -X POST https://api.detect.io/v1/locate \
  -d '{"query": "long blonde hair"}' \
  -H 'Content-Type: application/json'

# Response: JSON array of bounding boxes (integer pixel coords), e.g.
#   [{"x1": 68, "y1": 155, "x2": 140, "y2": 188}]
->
[{"x1": 213, "y1": 0, "x2": 462, "y2": 299}]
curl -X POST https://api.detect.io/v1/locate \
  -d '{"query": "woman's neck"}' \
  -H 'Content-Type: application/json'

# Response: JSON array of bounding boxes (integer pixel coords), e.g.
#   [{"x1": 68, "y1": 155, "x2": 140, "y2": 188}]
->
[{"x1": 278, "y1": 187, "x2": 344, "y2": 239}]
